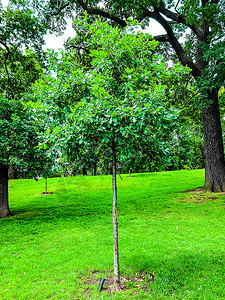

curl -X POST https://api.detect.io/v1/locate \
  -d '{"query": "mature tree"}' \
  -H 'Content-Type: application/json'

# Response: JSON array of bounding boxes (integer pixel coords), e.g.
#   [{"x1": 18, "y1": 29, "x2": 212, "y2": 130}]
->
[
  {"x1": 0, "y1": 5, "x2": 49, "y2": 218},
  {"x1": 0, "y1": 94, "x2": 56, "y2": 217}
]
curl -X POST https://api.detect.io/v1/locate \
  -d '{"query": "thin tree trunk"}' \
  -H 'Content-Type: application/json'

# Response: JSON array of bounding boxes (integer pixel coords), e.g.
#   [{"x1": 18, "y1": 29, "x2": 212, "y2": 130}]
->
[
  {"x1": 112, "y1": 142, "x2": 120, "y2": 291},
  {"x1": 0, "y1": 164, "x2": 12, "y2": 218},
  {"x1": 202, "y1": 89, "x2": 225, "y2": 192},
  {"x1": 45, "y1": 178, "x2": 48, "y2": 194},
  {"x1": 93, "y1": 163, "x2": 97, "y2": 176}
]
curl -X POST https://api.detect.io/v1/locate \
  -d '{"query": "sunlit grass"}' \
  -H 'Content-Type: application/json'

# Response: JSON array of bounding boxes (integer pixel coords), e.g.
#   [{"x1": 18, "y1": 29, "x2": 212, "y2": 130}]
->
[{"x1": 1, "y1": 169, "x2": 225, "y2": 299}]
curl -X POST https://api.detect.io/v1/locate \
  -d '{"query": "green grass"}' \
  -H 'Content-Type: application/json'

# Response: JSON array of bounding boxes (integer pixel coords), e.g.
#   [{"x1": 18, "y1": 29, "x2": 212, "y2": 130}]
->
[{"x1": 1, "y1": 169, "x2": 225, "y2": 299}]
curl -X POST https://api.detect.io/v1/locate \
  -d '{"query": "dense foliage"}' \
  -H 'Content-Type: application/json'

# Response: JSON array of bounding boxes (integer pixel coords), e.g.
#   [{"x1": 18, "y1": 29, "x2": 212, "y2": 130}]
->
[
  {"x1": 0, "y1": 4, "x2": 51, "y2": 217},
  {"x1": 27, "y1": 17, "x2": 205, "y2": 175},
  {"x1": 0, "y1": 95, "x2": 53, "y2": 178},
  {"x1": 45, "y1": 0, "x2": 225, "y2": 192},
  {"x1": 0, "y1": 4, "x2": 54, "y2": 178},
  {"x1": 2, "y1": 0, "x2": 210, "y2": 176}
]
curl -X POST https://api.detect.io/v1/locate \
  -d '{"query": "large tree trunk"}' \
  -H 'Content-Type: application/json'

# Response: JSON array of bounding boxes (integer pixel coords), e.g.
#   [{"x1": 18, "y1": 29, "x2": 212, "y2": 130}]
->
[
  {"x1": 8, "y1": 165, "x2": 17, "y2": 179},
  {"x1": 0, "y1": 164, "x2": 12, "y2": 218},
  {"x1": 112, "y1": 142, "x2": 120, "y2": 291},
  {"x1": 202, "y1": 89, "x2": 225, "y2": 192}
]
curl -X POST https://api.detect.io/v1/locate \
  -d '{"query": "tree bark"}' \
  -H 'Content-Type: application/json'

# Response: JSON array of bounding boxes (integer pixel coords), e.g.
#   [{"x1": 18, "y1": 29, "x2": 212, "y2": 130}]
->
[
  {"x1": 202, "y1": 89, "x2": 225, "y2": 192},
  {"x1": 0, "y1": 164, "x2": 12, "y2": 218},
  {"x1": 8, "y1": 165, "x2": 17, "y2": 179},
  {"x1": 112, "y1": 142, "x2": 120, "y2": 291}
]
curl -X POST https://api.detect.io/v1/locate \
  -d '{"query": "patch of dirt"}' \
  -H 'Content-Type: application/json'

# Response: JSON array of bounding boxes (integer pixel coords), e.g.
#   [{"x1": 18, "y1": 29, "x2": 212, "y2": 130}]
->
[
  {"x1": 182, "y1": 187, "x2": 204, "y2": 193},
  {"x1": 79, "y1": 270, "x2": 154, "y2": 297},
  {"x1": 179, "y1": 187, "x2": 225, "y2": 205}
]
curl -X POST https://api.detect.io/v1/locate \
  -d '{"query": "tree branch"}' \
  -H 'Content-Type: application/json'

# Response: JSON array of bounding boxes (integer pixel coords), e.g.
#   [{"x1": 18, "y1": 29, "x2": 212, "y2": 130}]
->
[
  {"x1": 0, "y1": 40, "x2": 11, "y2": 53},
  {"x1": 66, "y1": 44, "x2": 90, "y2": 53},
  {"x1": 175, "y1": 0, "x2": 180, "y2": 13},
  {"x1": 154, "y1": 34, "x2": 170, "y2": 42},
  {"x1": 143, "y1": 8, "x2": 202, "y2": 78},
  {"x1": 76, "y1": 0, "x2": 127, "y2": 27},
  {"x1": 158, "y1": 0, "x2": 201, "y2": 37},
  {"x1": 75, "y1": 1, "x2": 202, "y2": 78},
  {"x1": 51, "y1": 1, "x2": 71, "y2": 16}
]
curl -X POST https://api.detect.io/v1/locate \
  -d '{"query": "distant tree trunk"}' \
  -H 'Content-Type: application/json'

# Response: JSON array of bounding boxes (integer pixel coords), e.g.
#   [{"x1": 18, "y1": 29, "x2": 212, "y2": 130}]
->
[
  {"x1": 202, "y1": 89, "x2": 225, "y2": 192},
  {"x1": 0, "y1": 164, "x2": 12, "y2": 218},
  {"x1": 82, "y1": 167, "x2": 87, "y2": 176},
  {"x1": 45, "y1": 178, "x2": 48, "y2": 194},
  {"x1": 112, "y1": 141, "x2": 120, "y2": 291},
  {"x1": 93, "y1": 163, "x2": 97, "y2": 176}
]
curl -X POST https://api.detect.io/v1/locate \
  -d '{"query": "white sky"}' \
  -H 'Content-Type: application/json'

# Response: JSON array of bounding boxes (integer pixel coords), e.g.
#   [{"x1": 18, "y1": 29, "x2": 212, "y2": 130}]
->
[
  {"x1": 1, "y1": 0, "x2": 8, "y2": 8},
  {"x1": 44, "y1": 19, "x2": 165, "y2": 50},
  {"x1": 1, "y1": 0, "x2": 165, "y2": 50}
]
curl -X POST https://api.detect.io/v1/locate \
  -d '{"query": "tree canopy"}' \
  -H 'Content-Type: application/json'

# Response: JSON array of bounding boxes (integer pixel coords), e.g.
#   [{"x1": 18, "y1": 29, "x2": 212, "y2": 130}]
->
[
  {"x1": 7, "y1": 0, "x2": 225, "y2": 191},
  {"x1": 29, "y1": 16, "x2": 196, "y2": 171}
]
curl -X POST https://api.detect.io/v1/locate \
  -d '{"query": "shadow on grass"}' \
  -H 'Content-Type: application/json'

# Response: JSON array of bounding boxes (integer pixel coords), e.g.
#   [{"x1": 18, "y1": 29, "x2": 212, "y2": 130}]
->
[
  {"x1": 8, "y1": 192, "x2": 113, "y2": 228},
  {"x1": 122, "y1": 251, "x2": 225, "y2": 298}
]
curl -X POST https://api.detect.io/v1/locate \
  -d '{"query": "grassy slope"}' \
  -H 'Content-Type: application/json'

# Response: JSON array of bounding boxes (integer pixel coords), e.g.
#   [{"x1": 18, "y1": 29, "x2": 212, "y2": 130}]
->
[{"x1": 0, "y1": 169, "x2": 225, "y2": 299}]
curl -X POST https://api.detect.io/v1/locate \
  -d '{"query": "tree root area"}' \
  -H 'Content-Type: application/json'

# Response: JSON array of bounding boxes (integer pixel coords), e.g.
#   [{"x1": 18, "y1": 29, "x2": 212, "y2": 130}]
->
[
  {"x1": 180, "y1": 187, "x2": 225, "y2": 205},
  {"x1": 80, "y1": 271, "x2": 154, "y2": 297},
  {"x1": 41, "y1": 192, "x2": 53, "y2": 195}
]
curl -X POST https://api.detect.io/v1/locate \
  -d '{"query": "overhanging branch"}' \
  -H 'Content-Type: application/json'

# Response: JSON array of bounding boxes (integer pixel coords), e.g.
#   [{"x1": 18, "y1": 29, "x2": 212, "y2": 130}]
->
[
  {"x1": 75, "y1": 1, "x2": 202, "y2": 78},
  {"x1": 52, "y1": 2, "x2": 71, "y2": 16},
  {"x1": 154, "y1": 34, "x2": 169, "y2": 42},
  {"x1": 158, "y1": 0, "x2": 201, "y2": 37},
  {"x1": 143, "y1": 7, "x2": 201, "y2": 78},
  {"x1": 76, "y1": 0, "x2": 127, "y2": 27}
]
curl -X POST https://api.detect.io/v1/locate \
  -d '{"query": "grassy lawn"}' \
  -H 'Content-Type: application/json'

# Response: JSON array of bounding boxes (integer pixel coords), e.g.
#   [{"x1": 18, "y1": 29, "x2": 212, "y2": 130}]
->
[{"x1": 1, "y1": 169, "x2": 225, "y2": 299}]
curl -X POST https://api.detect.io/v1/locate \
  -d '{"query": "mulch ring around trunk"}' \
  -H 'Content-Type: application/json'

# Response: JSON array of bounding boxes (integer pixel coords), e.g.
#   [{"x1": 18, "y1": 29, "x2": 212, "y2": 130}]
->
[
  {"x1": 79, "y1": 270, "x2": 154, "y2": 297},
  {"x1": 41, "y1": 192, "x2": 53, "y2": 195}
]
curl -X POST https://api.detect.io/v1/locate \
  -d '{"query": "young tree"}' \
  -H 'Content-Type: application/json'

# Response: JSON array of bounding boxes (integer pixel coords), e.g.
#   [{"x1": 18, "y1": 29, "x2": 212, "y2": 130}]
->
[{"x1": 32, "y1": 18, "x2": 187, "y2": 290}]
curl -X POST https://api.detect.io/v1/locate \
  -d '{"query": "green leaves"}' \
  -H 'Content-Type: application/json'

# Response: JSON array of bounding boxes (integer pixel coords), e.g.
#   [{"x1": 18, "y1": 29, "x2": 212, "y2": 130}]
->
[
  {"x1": 0, "y1": 6, "x2": 47, "y2": 53},
  {"x1": 0, "y1": 95, "x2": 55, "y2": 178},
  {"x1": 36, "y1": 18, "x2": 181, "y2": 168},
  {"x1": 0, "y1": 5, "x2": 53, "y2": 177},
  {"x1": 27, "y1": 14, "x2": 197, "y2": 173}
]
